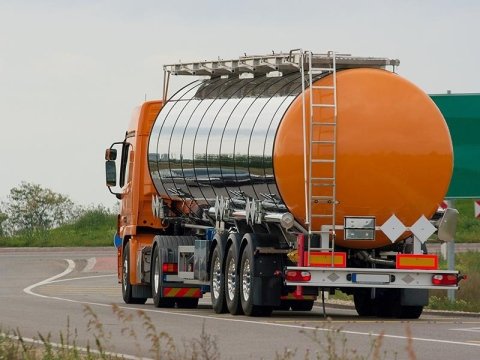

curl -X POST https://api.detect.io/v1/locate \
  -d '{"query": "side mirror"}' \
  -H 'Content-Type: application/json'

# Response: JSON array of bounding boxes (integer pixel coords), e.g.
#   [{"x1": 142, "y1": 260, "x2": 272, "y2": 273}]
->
[
  {"x1": 105, "y1": 160, "x2": 117, "y2": 187},
  {"x1": 105, "y1": 148, "x2": 117, "y2": 161}
]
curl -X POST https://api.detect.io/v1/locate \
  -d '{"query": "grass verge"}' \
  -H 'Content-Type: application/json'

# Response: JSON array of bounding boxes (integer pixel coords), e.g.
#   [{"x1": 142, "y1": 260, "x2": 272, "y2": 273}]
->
[{"x1": 0, "y1": 208, "x2": 116, "y2": 247}]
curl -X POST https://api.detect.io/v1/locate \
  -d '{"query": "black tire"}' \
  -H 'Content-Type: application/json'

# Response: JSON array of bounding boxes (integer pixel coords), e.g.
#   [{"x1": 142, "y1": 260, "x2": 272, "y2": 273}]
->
[
  {"x1": 290, "y1": 300, "x2": 314, "y2": 312},
  {"x1": 386, "y1": 289, "x2": 423, "y2": 319},
  {"x1": 224, "y1": 245, "x2": 243, "y2": 315},
  {"x1": 151, "y1": 246, "x2": 175, "y2": 308},
  {"x1": 176, "y1": 298, "x2": 199, "y2": 309},
  {"x1": 240, "y1": 242, "x2": 273, "y2": 317},
  {"x1": 353, "y1": 288, "x2": 375, "y2": 317},
  {"x1": 210, "y1": 245, "x2": 228, "y2": 314},
  {"x1": 277, "y1": 301, "x2": 291, "y2": 311},
  {"x1": 122, "y1": 242, "x2": 147, "y2": 304},
  {"x1": 396, "y1": 305, "x2": 423, "y2": 319}
]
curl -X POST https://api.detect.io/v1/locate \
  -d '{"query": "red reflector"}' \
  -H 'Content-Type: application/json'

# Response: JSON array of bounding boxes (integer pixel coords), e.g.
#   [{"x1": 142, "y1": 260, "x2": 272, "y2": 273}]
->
[
  {"x1": 285, "y1": 270, "x2": 311, "y2": 282},
  {"x1": 162, "y1": 263, "x2": 178, "y2": 274},
  {"x1": 432, "y1": 274, "x2": 457, "y2": 286}
]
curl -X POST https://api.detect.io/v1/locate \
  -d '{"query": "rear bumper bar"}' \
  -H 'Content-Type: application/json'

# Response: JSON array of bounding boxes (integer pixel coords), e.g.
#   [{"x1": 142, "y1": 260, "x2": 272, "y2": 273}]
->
[{"x1": 285, "y1": 266, "x2": 459, "y2": 290}]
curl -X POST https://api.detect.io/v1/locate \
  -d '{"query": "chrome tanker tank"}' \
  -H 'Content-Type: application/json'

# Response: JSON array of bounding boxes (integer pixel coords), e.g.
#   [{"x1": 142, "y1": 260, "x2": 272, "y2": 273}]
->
[{"x1": 148, "y1": 69, "x2": 453, "y2": 249}]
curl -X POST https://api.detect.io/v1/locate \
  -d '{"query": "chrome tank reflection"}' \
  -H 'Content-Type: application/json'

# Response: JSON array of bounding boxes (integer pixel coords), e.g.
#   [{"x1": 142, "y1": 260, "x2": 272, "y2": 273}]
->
[{"x1": 148, "y1": 74, "x2": 302, "y2": 216}]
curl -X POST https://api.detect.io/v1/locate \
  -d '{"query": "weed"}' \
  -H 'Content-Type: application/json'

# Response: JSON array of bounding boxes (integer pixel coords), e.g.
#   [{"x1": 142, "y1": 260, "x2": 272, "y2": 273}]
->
[{"x1": 1, "y1": 306, "x2": 415, "y2": 360}]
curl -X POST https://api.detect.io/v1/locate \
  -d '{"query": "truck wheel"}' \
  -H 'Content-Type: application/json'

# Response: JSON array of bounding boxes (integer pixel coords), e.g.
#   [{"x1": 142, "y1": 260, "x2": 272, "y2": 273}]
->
[
  {"x1": 210, "y1": 245, "x2": 227, "y2": 313},
  {"x1": 353, "y1": 288, "x2": 375, "y2": 316},
  {"x1": 240, "y1": 243, "x2": 273, "y2": 317},
  {"x1": 151, "y1": 246, "x2": 175, "y2": 308},
  {"x1": 277, "y1": 301, "x2": 291, "y2": 311},
  {"x1": 122, "y1": 242, "x2": 147, "y2": 304},
  {"x1": 290, "y1": 300, "x2": 314, "y2": 312},
  {"x1": 225, "y1": 245, "x2": 243, "y2": 315},
  {"x1": 396, "y1": 305, "x2": 423, "y2": 319}
]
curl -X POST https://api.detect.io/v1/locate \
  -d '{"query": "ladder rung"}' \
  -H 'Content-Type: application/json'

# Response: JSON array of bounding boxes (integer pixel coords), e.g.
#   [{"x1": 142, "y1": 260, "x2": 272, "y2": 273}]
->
[
  {"x1": 310, "y1": 67, "x2": 335, "y2": 72},
  {"x1": 311, "y1": 85, "x2": 335, "y2": 90},
  {"x1": 312, "y1": 140, "x2": 335, "y2": 144},
  {"x1": 312, "y1": 159, "x2": 335, "y2": 163},
  {"x1": 309, "y1": 229, "x2": 332, "y2": 234},
  {"x1": 312, "y1": 183, "x2": 335, "y2": 187},
  {"x1": 312, "y1": 122, "x2": 336, "y2": 126},
  {"x1": 311, "y1": 214, "x2": 334, "y2": 218},
  {"x1": 312, "y1": 195, "x2": 334, "y2": 200},
  {"x1": 308, "y1": 247, "x2": 334, "y2": 251},
  {"x1": 312, "y1": 104, "x2": 335, "y2": 108},
  {"x1": 311, "y1": 177, "x2": 335, "y2": 181}
]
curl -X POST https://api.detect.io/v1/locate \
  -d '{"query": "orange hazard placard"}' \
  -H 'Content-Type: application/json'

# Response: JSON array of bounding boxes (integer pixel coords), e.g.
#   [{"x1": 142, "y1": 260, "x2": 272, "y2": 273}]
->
[
  {"x1": 396, "y1": 254, "x2": 438, "y2": 270},
  {"x1": 304, "y1": 252, "x2": 346, "y2": 267}
]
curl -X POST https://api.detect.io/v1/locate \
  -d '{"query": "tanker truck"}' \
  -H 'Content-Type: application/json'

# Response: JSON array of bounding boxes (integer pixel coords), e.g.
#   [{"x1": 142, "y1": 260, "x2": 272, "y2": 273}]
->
[{"x1": 105, "y1": 50, "x2": 462, "y2": 318}]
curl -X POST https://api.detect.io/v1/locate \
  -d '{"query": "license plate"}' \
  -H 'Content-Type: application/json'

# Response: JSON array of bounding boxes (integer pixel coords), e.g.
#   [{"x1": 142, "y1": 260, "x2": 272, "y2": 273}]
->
[{"x1": 352, "y1": 273, "x2": 391, "y2": 284}]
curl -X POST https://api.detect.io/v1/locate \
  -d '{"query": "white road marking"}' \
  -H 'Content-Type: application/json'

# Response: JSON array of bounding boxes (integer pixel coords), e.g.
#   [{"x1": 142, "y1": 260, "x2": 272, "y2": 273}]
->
[
  {"x1": 23, "y1": 260, "x2": 480, "y2": 349},
  {"x1": 83, "y1": 257, "x2": 97, "y2": 272},
  {"x1": 49, "y1": 274, "x2": 116, "y2": 284},
  {"x1": 450, "y1": 327, "x2": 480, "y2": 333},
  {"x1": 23, "y1": 259, "x2": 76, "y2": 298}
]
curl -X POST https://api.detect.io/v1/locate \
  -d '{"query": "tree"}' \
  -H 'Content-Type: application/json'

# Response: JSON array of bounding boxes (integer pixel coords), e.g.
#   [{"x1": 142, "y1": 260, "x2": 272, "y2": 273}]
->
[
  {"x1": 1, "y1": 182, "x2": 77, "y2": 236},
  {"x1": 0, "y1": 212, "x2": 7, "y2": 237}
]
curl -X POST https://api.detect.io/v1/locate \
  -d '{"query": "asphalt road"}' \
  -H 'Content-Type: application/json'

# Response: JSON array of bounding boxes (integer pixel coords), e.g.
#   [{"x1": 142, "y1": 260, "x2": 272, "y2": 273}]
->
[{"x1": 1, "y1": 247, "x2": 479, "y2": 359}]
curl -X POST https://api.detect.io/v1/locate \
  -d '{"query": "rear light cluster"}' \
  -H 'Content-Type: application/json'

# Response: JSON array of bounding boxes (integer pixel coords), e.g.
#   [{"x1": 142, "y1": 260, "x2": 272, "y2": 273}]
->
[
  {"x1": 162, "y1": 263, "x2": 178, "y2": 274},
  {"x1": 432, "y1": 274, "x2": 457, "y2": 286},
  {"x1": 285, "y1": 270, "x2": 311, "y2": 282}
]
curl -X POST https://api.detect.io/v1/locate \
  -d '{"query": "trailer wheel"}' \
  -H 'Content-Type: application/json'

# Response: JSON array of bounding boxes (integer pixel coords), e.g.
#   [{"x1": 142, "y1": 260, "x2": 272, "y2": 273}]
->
[
  {"x1": 122, "y1": 242, "x2": 147, "y2": 304},
  {"x1": 290, "y1": 300, "x2": 314, "y2": 312},
  {"x1": 225, "y1": 245, "x2": 243, "y2": 315},
  {"x1": 151, "y1": 246, "x2": 175, "y2": 308},
  {"x1": 210, "y1": 245, "x2": 227, "y2": 313},
  {"x1": 396, "y1": 305, "x2": 423, "y2": 319},
  {"x1": 353, "y1": 288, "x2": 375, "y2": 316},
  {"x1": 240, "y1": 242, "x2": 273, "y2": 317}
]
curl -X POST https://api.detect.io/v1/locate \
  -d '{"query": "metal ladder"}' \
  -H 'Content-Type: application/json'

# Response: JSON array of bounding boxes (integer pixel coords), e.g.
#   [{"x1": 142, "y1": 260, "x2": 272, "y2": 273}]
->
[{"x1": 304, "y1": 51, "x2": 338, "y2": 266}]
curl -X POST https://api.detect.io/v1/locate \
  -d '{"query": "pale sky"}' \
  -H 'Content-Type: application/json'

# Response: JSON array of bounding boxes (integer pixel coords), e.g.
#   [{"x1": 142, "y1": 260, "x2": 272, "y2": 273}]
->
[{"x1": 1, "y1": 0, "x2": 479, "y2": 208}]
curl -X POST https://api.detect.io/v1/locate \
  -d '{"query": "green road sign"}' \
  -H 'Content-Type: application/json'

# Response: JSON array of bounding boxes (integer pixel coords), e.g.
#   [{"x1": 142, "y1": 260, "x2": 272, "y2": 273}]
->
[{"x1": 431, "y1": 94, "x2": 480, "y2": 198}]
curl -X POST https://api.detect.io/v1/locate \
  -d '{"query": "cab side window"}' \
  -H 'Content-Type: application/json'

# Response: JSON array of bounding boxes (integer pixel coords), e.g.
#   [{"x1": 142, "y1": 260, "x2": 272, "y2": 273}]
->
[{"x1": 119, "y1": 143, "x2": 132, "y2": 188}]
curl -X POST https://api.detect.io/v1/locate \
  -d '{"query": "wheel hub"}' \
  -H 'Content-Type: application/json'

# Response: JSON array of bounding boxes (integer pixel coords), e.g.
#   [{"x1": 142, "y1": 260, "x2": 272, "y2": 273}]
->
[
  {"x1": 212, "y1": 256, "x2": 221, "y2": 299},
  {"x1": 242, "y1": 258, "x2": 251, "y2": 301},
  {"x1": 227, "y1": 258, "x2": 236, "y2": 301}
]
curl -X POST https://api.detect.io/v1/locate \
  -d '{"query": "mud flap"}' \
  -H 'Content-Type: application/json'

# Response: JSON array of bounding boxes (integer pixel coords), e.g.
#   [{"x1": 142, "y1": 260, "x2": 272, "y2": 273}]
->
[
  {"x1": 401, "y1": 289, "x2": 429, "y2": 306},
  {"x1": 252, "y1": 254, "x2": 283, "y2": 307}
]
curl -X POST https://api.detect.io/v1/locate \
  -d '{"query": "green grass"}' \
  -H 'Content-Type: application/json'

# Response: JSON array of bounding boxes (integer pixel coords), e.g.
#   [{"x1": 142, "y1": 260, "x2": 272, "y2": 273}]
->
[
  {"x1": 428, "y1": 250, "x2": 480, "y2": 312},
  {"x1": 455, "y1": 199, "x2": 480, "y2": 242},
  {"x1": 0, "y1": 208, "x2": 116, "y2": 247}
]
